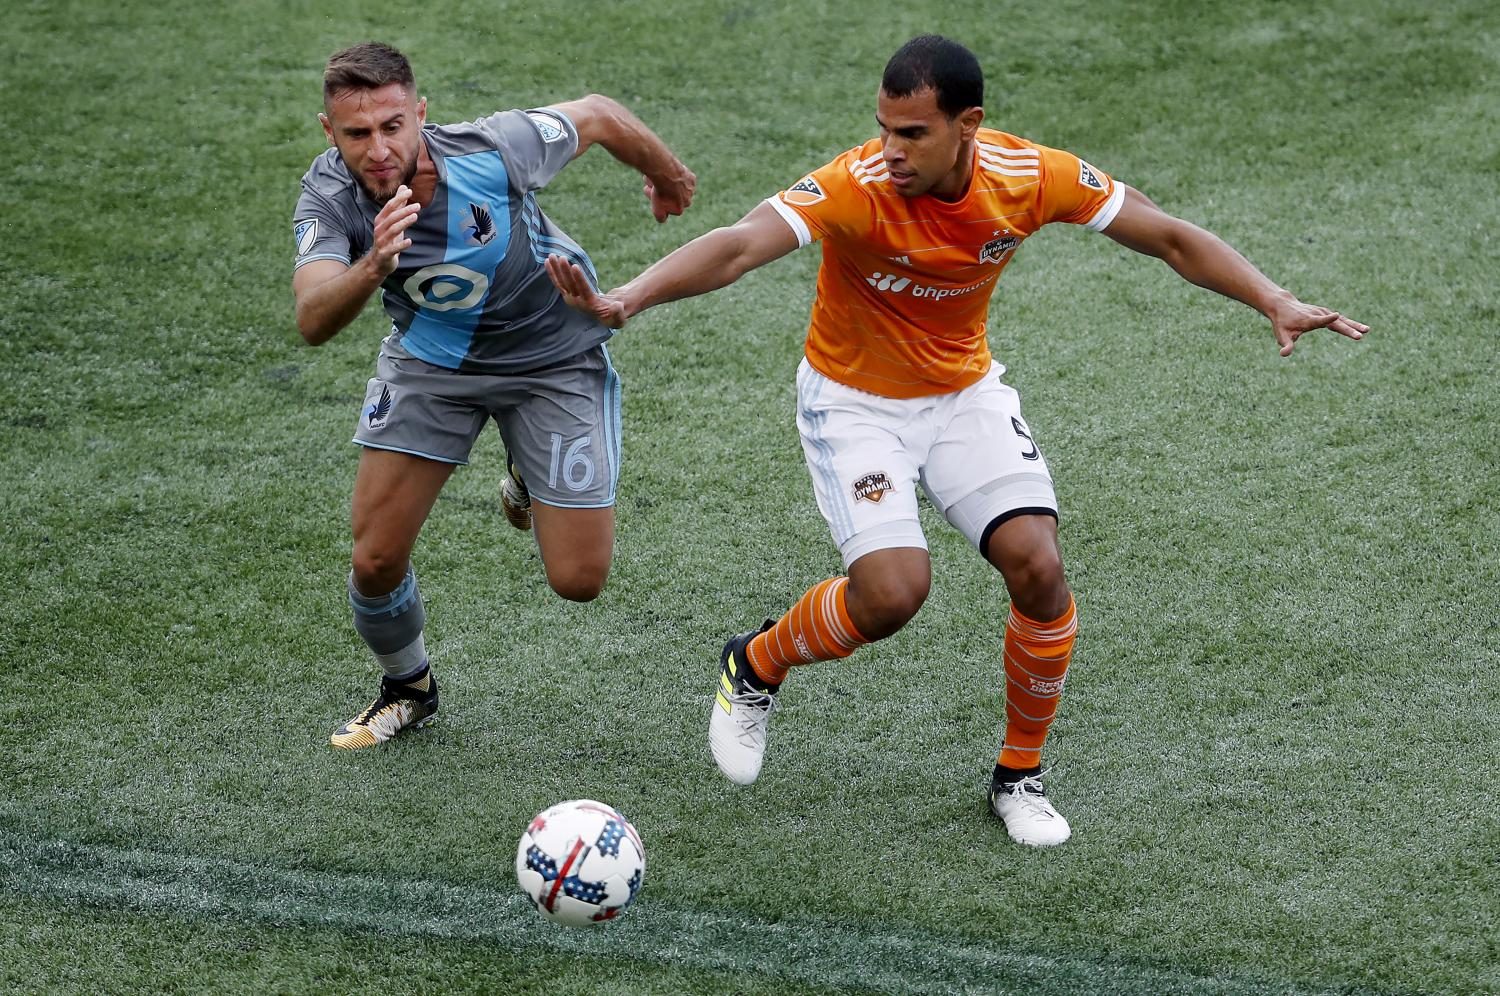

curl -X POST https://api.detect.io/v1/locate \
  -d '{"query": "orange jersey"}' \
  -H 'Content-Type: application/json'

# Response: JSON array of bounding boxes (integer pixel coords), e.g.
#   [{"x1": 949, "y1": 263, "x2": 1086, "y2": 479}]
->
[{"x1": 768, "y1": 128, "x2": 1123, "y2": 398}]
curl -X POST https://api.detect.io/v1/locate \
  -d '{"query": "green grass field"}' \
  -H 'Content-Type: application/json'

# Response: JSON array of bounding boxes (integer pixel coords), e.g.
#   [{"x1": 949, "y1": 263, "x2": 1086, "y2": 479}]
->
[{"x1": 4, "y1": 0, "x2": 1497, "y2": 992}]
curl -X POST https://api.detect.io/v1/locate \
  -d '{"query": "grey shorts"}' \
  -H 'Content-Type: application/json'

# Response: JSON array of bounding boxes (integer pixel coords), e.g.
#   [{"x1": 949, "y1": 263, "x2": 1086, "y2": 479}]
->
[{"x1": 353, "y1": 339, "x2": 621, "y2": 509}]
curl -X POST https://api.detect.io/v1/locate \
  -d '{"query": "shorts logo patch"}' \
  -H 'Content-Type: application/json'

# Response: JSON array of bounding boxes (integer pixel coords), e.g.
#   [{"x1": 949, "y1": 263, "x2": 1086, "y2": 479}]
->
[
  {"x1": 852, "y1": 472, "x2": 893, "y2": 504},
  {"x1": 1078, "y1": 160, "x2": 1106, "y2": 191},
  {"x1": 364, "y1": 384, "x2": 394, "y2": 430},
  {"x1": 527, "y1": 111, "x2": 567, "y2": 143},
  {"x1": 295, "y1": 218, "x2": 318, "y2": 256},
  {"x1": 783, "y1": 176, "x2": 826, "y2": 207},
  {"x1": 979, "y1": 235, "x2": 1019, "y2": 264}
]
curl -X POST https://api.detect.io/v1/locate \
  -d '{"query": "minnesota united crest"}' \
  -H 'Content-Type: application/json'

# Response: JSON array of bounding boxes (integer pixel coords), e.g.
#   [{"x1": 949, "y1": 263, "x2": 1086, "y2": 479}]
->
[
  {"x1": 463, "y1": 202, "x2": 497, "y2": 246},
  {"x1": 364, "y1": 383, "x2": 394, "y2": 430}
]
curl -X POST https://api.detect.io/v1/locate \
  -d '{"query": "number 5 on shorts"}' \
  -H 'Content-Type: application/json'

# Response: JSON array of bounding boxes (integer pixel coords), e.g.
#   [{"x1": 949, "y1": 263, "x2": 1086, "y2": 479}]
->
[{"x1": 1011, "y1": 417, "x2": 1039, "y2": 461}]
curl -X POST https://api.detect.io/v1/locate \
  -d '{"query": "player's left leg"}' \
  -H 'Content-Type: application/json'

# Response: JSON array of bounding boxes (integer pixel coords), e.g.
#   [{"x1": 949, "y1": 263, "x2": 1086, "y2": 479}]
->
[
  {"x1": 531, "y1": 503, "x2": 613, "y2": 602},
  {"x1": 493, "y1": 344, "x2": 621, "y2": 602},
  {"x1": 983, "y1": 514, "x2": 1076, "y2": 846},
  {"x1": 924, "y1": 364, "x2": 1075, "y2": 845}
]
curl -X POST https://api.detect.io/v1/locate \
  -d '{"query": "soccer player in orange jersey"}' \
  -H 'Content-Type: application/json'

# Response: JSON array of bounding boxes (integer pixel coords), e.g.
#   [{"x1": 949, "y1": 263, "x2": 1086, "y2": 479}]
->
[{"x1": 547, "y1": 35, "x2": 1367, "y2": 846}]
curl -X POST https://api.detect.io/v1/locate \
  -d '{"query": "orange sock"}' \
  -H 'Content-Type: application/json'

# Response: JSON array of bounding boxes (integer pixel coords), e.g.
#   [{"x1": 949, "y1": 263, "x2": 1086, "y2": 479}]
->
[
  {"x1": 998, "y1": 596, "x2": 1077, "y2": 770},
  {"x1": 746, "y1": 576, "x2": 867, "y2": 686}
]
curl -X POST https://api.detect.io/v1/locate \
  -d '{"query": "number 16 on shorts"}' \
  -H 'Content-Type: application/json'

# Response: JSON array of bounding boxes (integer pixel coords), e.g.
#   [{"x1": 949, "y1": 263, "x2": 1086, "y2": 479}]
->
[{"x1": 548, "y1": 433, "x2": 596, "y2": 492}]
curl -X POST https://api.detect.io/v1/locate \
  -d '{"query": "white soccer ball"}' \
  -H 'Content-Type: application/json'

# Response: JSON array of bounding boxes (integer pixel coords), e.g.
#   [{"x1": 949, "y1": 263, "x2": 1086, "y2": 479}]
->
[{"x1": 514, "y1": 799, "x2": 645, "y2": 927}]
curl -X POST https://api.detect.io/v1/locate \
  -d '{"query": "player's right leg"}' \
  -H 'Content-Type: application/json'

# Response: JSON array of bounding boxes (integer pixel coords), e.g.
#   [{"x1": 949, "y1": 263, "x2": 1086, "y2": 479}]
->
[
  {"x1": 331, "y1": 447, "x2": 455, "y2": 749},
  {"x1": 332, "y1": 351, "x2": 487, "y2": 750},
  {"x1": 709, "y1": 360, "x2": 934, "y2": 785}
]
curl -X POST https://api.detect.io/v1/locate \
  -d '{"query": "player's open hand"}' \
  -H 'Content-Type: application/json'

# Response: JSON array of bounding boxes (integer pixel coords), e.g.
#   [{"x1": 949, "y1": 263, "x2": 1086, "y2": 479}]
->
[
  {"x1": 644, "y1": 166, "x2": 696, "y2": 222},
  {"x1": 372, "y1": 185, "x2": 421, "y2": 276},
  {"x1": 545, "y1": 255, "x2": 628, "y2": 329},
  {"x1": 1272, "y1": 300, "x2": 1369, "y2": 357}
]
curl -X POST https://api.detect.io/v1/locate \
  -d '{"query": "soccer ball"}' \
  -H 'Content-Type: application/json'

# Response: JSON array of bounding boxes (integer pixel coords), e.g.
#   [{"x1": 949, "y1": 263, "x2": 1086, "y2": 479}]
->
[{"x1": 514, "y1": 799, "x2": 645, "y2": 926}]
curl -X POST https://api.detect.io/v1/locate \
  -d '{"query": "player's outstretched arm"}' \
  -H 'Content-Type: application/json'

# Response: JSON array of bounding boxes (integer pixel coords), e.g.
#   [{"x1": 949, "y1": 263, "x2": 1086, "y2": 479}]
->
[
  {"x1": 293, "y1": 186, "x2": 421, "y2": 345},
  {"x1": 1102, "y1": 185, "x2": 1369, "y2": 356},
  {"x1": 545, "y1": 200, "x2": 799, "y2": 330},
  {"x1": 546, "y1": 94, "x2": 696, "y2": 222}
]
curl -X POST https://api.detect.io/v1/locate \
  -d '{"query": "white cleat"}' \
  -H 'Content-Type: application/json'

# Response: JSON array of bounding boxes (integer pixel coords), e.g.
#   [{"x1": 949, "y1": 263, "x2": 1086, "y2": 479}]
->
[
  {"x1": 990, "y1": 774, "x2": 1072, "y2": 847},
  {"x1": 709, "y1": 627, "x2": 777, "y2": 785}
]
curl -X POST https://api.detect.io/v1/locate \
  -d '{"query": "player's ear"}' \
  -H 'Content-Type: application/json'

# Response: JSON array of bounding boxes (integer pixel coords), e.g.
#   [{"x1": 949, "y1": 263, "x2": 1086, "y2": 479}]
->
[
  {"x1": 957, "y1": 106, "x2": 984, "y2": 141},
  {"x1": 416, "y1": 97, "x2": 427, "y2": 125},
  {"x1": 318, "y1": 112, "x2": 335, "y2": 147}
]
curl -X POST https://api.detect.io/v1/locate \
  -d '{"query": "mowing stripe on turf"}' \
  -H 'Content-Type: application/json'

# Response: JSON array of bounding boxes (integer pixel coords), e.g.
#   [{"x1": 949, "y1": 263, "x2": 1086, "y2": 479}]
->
[{"x1": 0, "y1": 830, "x2": 1350, "y2": 996}]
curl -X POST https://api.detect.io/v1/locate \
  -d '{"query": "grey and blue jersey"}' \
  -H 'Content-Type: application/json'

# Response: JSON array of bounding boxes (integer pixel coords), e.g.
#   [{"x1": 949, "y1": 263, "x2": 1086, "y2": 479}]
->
[{"x1": 293, "y1": 109, "x2": 605, "y2": 373}]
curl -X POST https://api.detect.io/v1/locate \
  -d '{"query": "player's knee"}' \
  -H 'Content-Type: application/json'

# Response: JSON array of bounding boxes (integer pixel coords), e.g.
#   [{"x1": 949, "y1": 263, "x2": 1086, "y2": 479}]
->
[
  {"x1": 848, "y1": 573, "x2": 929, "y2": 641},
  {"x1": 545, "y1": 561, "x2": 610, "y2": 603},
  {"x1": 350, "y1": 545, "x2": 408, "y2": 596},
  {"x1": 1003, "y1": 547, "x2": 1070, "y2": 621}
]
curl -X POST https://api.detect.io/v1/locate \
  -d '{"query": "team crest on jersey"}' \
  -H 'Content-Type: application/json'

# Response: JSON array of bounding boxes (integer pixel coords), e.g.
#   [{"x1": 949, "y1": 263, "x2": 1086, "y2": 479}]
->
[
  {"x1": 783, "y1": 176, "x2": 826, "y2": 207},
  {"x1": 1078, "y1": 160, "x2": 1107, "y2": 191},
  {"x1": 463, "y1": 202, "x2": 497, "y2": 246},
  {"x1": 364, "y1": 384, "x2": 395, "y2": 430},
  {"x1": 980, "y1": 235, "x2": 1019, "y2": 264},
  {"x1": 852, "y1": 472, "x2": 894, "y2": 504},
  {"x1": 295, "y1": 219, "x2": 318, "y2": 257},
  {"x1": 527, "y1": 111, "x2": 567, "y2": 143}
]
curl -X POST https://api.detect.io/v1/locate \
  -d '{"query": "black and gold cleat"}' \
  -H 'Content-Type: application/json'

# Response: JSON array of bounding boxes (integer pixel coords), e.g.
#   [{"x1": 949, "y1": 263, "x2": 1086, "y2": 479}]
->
[{"x1": 330, "y1": 673, "x2": 439, "y2": 750}]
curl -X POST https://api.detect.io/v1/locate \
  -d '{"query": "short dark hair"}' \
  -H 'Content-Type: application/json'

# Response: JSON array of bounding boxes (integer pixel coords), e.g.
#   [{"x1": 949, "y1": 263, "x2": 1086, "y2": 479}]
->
[
  {"x1": 323, "y1": 42, "x2": 415, "y2": 104},
  {"x1": 881, "y1": 35, "x2": 983, "y2": 117}
]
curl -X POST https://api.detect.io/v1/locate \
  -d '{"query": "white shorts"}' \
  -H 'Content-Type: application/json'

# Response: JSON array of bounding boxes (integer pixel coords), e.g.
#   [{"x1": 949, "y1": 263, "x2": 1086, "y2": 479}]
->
[{"x1": 796, "y1": 359, "x2": 1058, "y2": 568}]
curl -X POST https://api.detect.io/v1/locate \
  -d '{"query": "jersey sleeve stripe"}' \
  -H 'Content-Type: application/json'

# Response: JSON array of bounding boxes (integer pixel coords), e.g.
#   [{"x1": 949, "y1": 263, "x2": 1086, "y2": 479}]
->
[
  {"x1": 1084, "y1": 181, "x2": 1126, "y2": 231},
  {"x1": 294, "y1": 252, "x2": 350, "y2": 269},
  {"x1": 978, "y1": 158, "x2": 1040, "y2": 178},
  {"x1": 978, "y1": 142, "x2": 1040, "y2": 161},
  {"x1": 766, "y1": 195, "x2": 814, "y2": 247}
]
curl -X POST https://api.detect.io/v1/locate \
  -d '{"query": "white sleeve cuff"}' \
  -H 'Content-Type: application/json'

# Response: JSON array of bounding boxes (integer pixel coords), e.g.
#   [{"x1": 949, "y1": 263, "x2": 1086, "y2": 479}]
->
[
  {"x1": 1084, "y1": 182, "x2": 1126, "y2": 232},
  {"x1": 765, "y1": 196, "x2": 813, "y2": 248}
]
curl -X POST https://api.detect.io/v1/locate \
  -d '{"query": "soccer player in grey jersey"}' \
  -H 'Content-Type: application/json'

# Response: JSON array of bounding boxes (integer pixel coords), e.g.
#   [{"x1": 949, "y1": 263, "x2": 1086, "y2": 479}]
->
[{"x1": 292, "y1": 42, "x2": 696, "y2": 748}]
